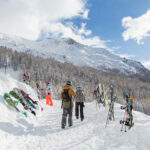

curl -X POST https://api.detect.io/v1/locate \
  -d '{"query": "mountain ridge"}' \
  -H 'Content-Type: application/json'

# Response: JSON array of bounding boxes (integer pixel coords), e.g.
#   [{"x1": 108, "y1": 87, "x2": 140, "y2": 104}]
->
[{"x1": 0, "y1": 33, "x2": 149, "y2": 76}]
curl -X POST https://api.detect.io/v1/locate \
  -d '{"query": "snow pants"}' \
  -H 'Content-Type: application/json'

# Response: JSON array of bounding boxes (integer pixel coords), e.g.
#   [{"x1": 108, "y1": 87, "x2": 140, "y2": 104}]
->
[
  {"x1": 75, "y1": 102, "x2": 84, "y2": 120},
  {"x1": 46, "y1": 94, "x2": 53, "y2": 106},
  {"x1": 61, "y1": 108, "x2": 73, "y2": 126}
]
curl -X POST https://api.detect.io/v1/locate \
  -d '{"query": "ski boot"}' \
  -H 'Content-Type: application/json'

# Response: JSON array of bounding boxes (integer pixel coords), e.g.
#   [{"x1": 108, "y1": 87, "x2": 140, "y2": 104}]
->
[
  {"x1": 81, "y1": 117, "x2": 84, "y2": 121},
  {"x1": 61, "y1": 124, "x2": 65, "y2": 129},
  {"x1": 76, "y1": 116, "x2": 79, "y2": 119},
  {"x1": 68, "y1": 124, "x2": 72, "y2": 127}
]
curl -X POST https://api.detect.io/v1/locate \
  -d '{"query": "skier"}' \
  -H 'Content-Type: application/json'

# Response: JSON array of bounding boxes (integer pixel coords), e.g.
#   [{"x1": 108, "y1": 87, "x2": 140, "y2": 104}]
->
[
  {"x1": 46, "y1": 80, "x2": 53, "y2": 106},
  {"x1": 23, "y1": 72, "x2": 31, "y2": 86},
  {"x1": 75, "y1": 86, "x2": 85, "y2": 121},
  {"x1": 60, "y1": 81, "x2": 77, "y2": 129}
]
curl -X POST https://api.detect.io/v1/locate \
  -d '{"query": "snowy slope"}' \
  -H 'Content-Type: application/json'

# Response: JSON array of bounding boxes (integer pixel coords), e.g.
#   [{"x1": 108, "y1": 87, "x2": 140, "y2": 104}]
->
[
  {"x1": 0, "y1": 70, "x2": 42, "y2": 118},
  {"x1": 0, "y1": 33, "x2": 148, "y2": 75},
  {"x1": 143, "y1": 61, "x2": 150, "y2": 71},
  {"x1": 0, "y1": 71, "x2": 150, "y2": 150}
]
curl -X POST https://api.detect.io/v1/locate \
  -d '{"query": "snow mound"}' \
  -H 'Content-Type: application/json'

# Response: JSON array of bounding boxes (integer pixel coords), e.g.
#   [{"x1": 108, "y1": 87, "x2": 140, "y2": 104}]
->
[{"x1": 0, "y1": 71, "x2": 43, "y2": 137}]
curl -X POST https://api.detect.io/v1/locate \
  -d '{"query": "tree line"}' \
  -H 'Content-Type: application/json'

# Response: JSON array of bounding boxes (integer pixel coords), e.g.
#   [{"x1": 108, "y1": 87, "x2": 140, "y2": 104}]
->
[{"x1": 0, "y1": 46, "x2": 150, "y2": 114}]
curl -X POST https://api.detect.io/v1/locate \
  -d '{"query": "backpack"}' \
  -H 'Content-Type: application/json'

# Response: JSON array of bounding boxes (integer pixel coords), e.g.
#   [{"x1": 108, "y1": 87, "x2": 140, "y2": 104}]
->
[
  {"x1": 62, "y1": 89, "x2": 71, "y2": 102},
  {"x1": 76, "y1": 89, "x2": 84, "y2": 102}
]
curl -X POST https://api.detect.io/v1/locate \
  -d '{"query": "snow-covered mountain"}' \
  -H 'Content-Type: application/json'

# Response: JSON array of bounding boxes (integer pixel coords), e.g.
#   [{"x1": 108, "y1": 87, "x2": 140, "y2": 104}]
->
[
  {"x1": 0, "y1": 33, "x2": 149, "y2": 75},
  {"x1": 143, "y1": 61, "x2": 150, "y2": 71},
  {"x1": 0, "y1": 71, "x2": 150, "y2": 150}
]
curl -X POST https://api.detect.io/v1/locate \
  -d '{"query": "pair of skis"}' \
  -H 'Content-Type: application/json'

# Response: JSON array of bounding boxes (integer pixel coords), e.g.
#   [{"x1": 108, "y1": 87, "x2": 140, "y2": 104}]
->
[
  {"x1": 105, "y1": 97, "x2": 116, "y2": 128},
  {"x1": 120, "y1": 106, "x2": 134, "y2": 132},
  {"x1": 3, "y1": 93, "x2": 27, "y2": 117},
  {"x1": 96, "y1": 96, "x2": 105, "y2": 110}
]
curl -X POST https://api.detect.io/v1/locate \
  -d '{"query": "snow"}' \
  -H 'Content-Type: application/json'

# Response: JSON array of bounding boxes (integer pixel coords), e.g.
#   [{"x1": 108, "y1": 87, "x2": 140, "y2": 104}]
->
[
  {"x1": 143, "y1": 61, "x2": 150, "y2": 71},
  {"x1": 0, "y1": 33, "x2": 148, "y2": 75},
  {"x1": 0, "y1": 71, "x2": 150, "y2": 150}
]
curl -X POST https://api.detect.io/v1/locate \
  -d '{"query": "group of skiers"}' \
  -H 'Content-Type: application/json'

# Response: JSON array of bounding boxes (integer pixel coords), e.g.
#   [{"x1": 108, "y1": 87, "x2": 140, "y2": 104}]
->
[
  {"x1": 23, "y1": 71, "x2": 134, "y2": 130},
  {"x1": 23, "y1": 72, "x2": 85, "y2": 129},
  {"x1": 60, "y1": 81, "x2": 85, "y2": 129},
  {"x1": 23, "y1": 72, "x2": 53, "y2": 106}
]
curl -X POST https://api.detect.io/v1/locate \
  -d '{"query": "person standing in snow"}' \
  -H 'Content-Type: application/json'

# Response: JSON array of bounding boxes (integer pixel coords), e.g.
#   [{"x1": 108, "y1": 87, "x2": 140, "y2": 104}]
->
[
  {"x1": 23, "y1": 72, "x2": 31, "y2": 86},
  {"x1": 75, "y1": 86, "x2": 85, "y2": 121},
  {"x1": 46, "y1": 80, "x2": 53, "y2": 106},
  {"x1": 60, "y1": 81, "x2": 77, "y2": 129}
]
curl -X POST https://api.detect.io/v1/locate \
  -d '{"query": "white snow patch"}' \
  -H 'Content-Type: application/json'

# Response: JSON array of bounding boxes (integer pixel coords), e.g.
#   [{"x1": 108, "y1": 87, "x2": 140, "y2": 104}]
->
[{"x1": 0, "y1": 71, "x2": 150, "y2": 149}]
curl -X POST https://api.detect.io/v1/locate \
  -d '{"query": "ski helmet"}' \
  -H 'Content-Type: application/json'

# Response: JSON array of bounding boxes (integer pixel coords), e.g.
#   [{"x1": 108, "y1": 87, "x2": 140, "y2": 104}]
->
[{"x1": 66, "y1": 81, "x2": 71, "y2": 86}]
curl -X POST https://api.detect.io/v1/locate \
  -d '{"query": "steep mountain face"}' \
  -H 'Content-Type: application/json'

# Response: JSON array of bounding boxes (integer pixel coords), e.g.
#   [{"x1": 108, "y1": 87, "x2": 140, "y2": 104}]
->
[{"x1": 0, "y1": 33, "x2": 149, "y2": 75}]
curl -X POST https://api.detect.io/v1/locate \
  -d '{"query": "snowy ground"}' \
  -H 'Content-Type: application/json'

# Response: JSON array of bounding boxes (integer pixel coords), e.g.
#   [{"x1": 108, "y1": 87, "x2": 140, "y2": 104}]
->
[{"x1": 0, "y1": 72, "x2": 150, "y2": 150}]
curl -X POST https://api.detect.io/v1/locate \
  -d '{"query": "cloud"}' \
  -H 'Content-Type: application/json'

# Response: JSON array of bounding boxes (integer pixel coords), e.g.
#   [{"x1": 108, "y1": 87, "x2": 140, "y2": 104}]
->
[
  {"x1": 78, "y1": 23, "x2": 91, "y2": 36},
  {"x1": 122, "y1": 10, "x2": 150, "y2": 44},
  {"x1": 0, "y1": 0, "x2": 107, "y2": 48},
  {"x1": 143, "y1": 60, "x2": 150, "y2": 70},
  {"x1": 40, "y1": 22, "x2": 107, "y2": 48},
  {"x1": 0, "y1": 0, "x2": 88, "y2": 40}
]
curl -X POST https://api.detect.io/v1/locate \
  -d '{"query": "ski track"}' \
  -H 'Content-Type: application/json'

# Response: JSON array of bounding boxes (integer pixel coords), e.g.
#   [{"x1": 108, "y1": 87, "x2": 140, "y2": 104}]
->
[{"x1": 0, "y1": 99, "x2": 150, "y2": 150}]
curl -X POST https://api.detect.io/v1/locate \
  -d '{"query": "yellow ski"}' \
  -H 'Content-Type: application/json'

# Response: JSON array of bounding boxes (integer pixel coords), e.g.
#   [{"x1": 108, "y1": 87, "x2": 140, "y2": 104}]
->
[{"x1": 104, "y1": 88, "x2": 110, "y2": 110}]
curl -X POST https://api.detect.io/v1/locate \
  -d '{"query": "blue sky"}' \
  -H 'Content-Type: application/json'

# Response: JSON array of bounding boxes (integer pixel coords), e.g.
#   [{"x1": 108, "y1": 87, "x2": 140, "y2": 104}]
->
[{"x1": 69, "y1": 0, "x2": 150, "y2": 62}]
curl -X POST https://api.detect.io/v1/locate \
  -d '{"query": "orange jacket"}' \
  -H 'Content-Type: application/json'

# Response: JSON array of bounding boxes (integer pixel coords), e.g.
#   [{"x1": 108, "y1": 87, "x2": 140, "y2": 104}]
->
[
  {"x1": 60, "y1": 85, "x2": 77, "y2": 108},
  {"x1": 130, "y1": 94, "x2": 133, "y2": 104},
  {"x1": 60, "y1": 85, "x2": 77, "y2": 99}
]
